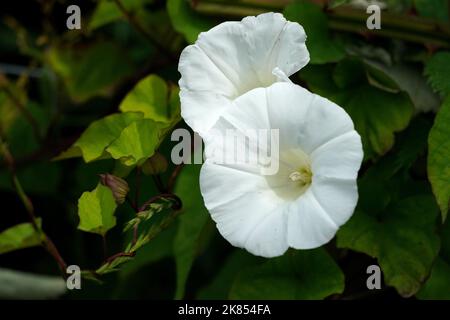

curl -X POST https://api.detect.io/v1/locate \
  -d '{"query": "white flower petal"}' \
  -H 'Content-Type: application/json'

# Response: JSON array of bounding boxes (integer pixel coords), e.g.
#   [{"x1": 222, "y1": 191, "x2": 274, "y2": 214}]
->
[
  {"x1": 287, "y1": 190, "x2": 338, "y2": 249},
  {"x1": 243, "y1": 206, "x2": 289, "y2": 257},
  {"x1": 310, "y1": 176, "x2": 359, "y2": 226},
  {"x1": 199, "y1": 83, "x2": 363, "y2": 257},
  {"x1": 200, "y1": 161, "x2": 287, "y2": 257},
  {"x1": 179, "y1": 90, "x2": 230, "y2": 139},
  {"x1": 179, "y1": 12, "x2": 309, "y2": 135},
  {"x1": 219, "y1": 88, "x2": 271, "y2": 134},
  {"x1": 265, "y1": 83, "x2": 355, "y2": 152},
  {"x1": 298, "y1": 95, "x2": 356, "y2": 154},
  {"x1": 310, "y1": 130, "x2": 363, "y2": 180},
  {"x1": 178, "y1": 45, "x2": 238, "y2": 95}
]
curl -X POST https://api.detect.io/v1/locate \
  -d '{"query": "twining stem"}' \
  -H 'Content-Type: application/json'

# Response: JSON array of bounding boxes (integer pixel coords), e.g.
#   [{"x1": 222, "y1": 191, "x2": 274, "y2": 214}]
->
[
  {"x1": 138, "y1": 193, "x2": 182, "y2": 212},
  {"x1": 168, "y1": 164, "x2": 184, "y2": 193},
  {"x1": 152, "y1": 174, "x2": 167, "y2": 193},
  {"x1": 135, "y1": 166, "x2": 141, "y2": 208},
  {"x1": 192, "y1": 0, "x2": 450, "y2": 48},
  {"x1": 105, "y1": 252, "x2": 135, "y2": 264},
  {"x1": 126, "y1": 196, "x2": 138, "y2": 212},
  {"x1": 102, "y1": 203, "x2": 183, "y2": 268},
  {"x1": 102, "y1": 235, "x2": 107, "y2": 260},
  {"x1": 0, "y1": 131, "x2": 67, "y2": 276}
]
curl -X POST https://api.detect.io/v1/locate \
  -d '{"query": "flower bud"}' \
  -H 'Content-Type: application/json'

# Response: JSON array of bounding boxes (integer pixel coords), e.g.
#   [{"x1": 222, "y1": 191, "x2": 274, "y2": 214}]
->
[
  {"x1": 142, "y1": 152, "x2": 168, "y2": 175},
  {"x1": 99, "y1": 173, "x2": 129, "y2": 204}
]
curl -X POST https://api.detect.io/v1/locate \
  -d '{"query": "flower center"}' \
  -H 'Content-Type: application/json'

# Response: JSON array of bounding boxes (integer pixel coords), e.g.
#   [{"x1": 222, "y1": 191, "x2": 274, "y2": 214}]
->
[
  {"x1": 288, "y1": 167, "x2": 312, "y2": 186},
  {"x1": 265, "y1": 148, "x2": 313, "y2": 201}
]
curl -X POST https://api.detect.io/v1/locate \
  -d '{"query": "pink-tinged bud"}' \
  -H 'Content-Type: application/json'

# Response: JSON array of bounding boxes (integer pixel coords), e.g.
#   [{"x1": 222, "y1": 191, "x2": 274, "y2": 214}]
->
[
  {"x1": 99, "y1": 173, "x2": 129, "y2": 204},
  {"x1": 142, "y1": 152, "x2": 168, "y2": 175}
]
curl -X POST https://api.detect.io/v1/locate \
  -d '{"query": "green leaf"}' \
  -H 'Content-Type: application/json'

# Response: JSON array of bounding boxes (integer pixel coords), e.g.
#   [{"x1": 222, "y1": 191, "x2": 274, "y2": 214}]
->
[
  {"x1": 47, "y1": 42, "x2": 133, "y2": 102},
  {"x1": 0, "y1": 95, "x2": 50, "y2": 157},
  {"x1": 173, "y1": 164, "x2": 210, "y2": 299},
  {"x1": 371, "y1": 117, "x2": 431, "y2": 179},
  {"x1": 77, "y1": 184, "x2": 118, "y2": 236},
  {"x1": 414, "y1": 0, "x2": 449, "y2": 22},
  {"x1": 0, "y1": 268, "x2": 66, "y2": 299},
  {"x1": 55, "y1": 112, "x2": 143, "y2": 162},
  {"x1": 88, "y1": 0, "x2": 154, "y2": 31},
  {"x1": 343, "y1": 44, "x2": 439, "y2": 112},
  {"x1": 197, "y1": 250, "x2": 262, "y2": 300},
  {"x1": 0, "y1": 219, "x2": 43, "y2": 255},
  {"x1": 428, "y1": 96, "x2": 450, "y2": 221},
  {"x1": 229, "y1": 249, "x2": 344, "y2": 300},
  {"x1": 8, "y1": 106, "x2": 48, "y2": 157},
  {"x1": 337, "y1": 195, "x2": 440, "y2": 297},
  {"x1": 106, "y1": 118, "x2": 166, "y2": 166},
  {"x1": 284, "y1": 1, "x2": 345, "y2": 64},
  {"x1": 301, "y1": 62, "x2": 414, "y2": 159},
  {"x1": 417, "y1": 258, "x2": 450, "y2": 299},
  {"x1": 425, "y1": 51, "x2": 450, "y2": 97},
  {"x1": 119, "y1": 75, "x2": 180, "y2": 124},
  {"x1": 167, "y1": 0, "x2": 214, "y2": 44},
  {"x1": 364, "y1": 60, "x2": 440, "y2": 113}
]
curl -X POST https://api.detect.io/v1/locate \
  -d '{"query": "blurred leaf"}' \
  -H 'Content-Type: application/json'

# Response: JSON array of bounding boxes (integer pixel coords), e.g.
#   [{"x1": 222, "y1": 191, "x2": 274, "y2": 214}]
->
[
  {"x1": 0, "y1": 86, "x2": 50, "y2": 156},
  {"x1": 414, "y1": 0, "x2": 449, "y2": 22},
  {"x1": 173, "y1": 164, "x2": 210, "y2": 299},
  {"x1": 47, "y1": 42, "x2": 133, "y2": 102},
  {"x1": 0, "y1": 219, "x2": 43, "y2": 255},
  {"x1": 106, "y1": 118, "x2": 166, "y2": 166},
  {"x1": 385, "y1": 0, "x2": 413, "y2": 12},
  {"x1": 301, "y1": 62, "x2": 414, "y2": 159},
  {"x1": 364, "y1": 60, "x2": 440, "y2": 113},
  {"x1": 0, "y1": 90, "x2": 20, "y2": 134},
  {"x1": 197, "y1": 250, "x2": 261, "y2": 299},
  {"x1": 354, "y1": 119, "x2": 431, "y2": 217},
  {"x1": 284, "y1": 1, "x2": 345, "y2": 64},
  {"x1": 362, "y1": 117, "x2": 431, "y2": 182},
  {"x1": 7, "y1": 103, "x2": 48, "y2": 157},
  {"x1": 77, "y1": 184, "x2": 117, "y2": 236},
  {"x1": 119, "y1": 75, "x2": 180, "y2": 124},
  {"x1": 425, "y1": 51, "x2": 450, "y2": 97},
  {"x1": 329, "y1": 0, "x2": 352, "y2": 9},
  {"x1": 88, "y1": 0, "x2": 154, "y2": 31},
  {"x1": 337, "y1": 195, "x2": 440, "y2": 297},
  {"x1": 55, "y1": 112, "x2": 143, "y2": 162},
  {"x1": 0, "y1": 268, "x2": 66, "y2": 299},
  {"x1": 346, "y1": 44, "x2": 440, "y2": 112},
  {"x1": 428, "y1": 96, "x2": 450, "y2": 221},
  {"x1": 0, "y1": 162, "x2": 61, "y2": 195},
  {"x1": 167, "y1": 0, "x2": 214, "y2": 44},
  {"x1": 229, "y1": 249, "x2": 344, "y2": 300},
  {"x1": 417, "y1": 258, "x2": 450, "y2": 299}
]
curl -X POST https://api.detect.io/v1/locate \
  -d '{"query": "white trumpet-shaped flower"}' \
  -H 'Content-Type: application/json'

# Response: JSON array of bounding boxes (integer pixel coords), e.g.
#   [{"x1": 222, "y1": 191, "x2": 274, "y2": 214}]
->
[
  {"x1": 178, "y1": 12, "x2": 309, "y2": 136},
  {"x1": 200, "y1": 83, "x2": 364, "y2": 258}
]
